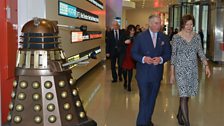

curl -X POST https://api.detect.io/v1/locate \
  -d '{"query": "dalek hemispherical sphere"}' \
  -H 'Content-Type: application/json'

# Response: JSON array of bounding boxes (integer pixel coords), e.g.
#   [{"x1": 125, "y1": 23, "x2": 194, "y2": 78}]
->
[
  {"x1": 22, "y1": 18, "x2": 58, "y2": 34},
  {"x1": 20, "y1": 18, "x2": 59, "y2": 49}
]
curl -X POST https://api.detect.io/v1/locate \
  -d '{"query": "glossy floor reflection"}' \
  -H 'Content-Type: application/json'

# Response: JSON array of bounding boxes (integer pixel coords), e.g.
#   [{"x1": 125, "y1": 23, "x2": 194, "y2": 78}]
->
[{"x1": 76, "y1": 60, "x2": 224, "y2": 126}]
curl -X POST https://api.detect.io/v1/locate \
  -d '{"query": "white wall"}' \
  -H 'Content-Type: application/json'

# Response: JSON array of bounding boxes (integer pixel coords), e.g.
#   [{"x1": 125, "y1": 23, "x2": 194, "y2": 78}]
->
[
  {"x1": 106, "y1": 0, "x2": 122, "y2": 28},
  {"x1": 126, "y1": 8, "x2": 151, "y2": 29},
  {"x1": 125, "y1": 8, "x2": 169, "y2": 30},
  {"x1": 18, "y1": 0, "x2": 46, "y2": 38}
]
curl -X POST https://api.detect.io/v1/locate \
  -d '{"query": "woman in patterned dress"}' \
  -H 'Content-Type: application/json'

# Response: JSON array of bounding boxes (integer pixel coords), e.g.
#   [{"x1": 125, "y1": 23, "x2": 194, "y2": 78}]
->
[{"x1": 170, "y1": 14, "x2": 211, "y2": 126}]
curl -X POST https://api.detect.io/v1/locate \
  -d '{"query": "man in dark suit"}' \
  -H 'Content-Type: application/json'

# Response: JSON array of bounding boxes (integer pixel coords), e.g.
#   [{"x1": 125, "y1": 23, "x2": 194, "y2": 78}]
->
[
  {"x1": 106, "y1": 21, "x2": 126, "y2": 82},
  {"x1": 131, "y1": 15, "x2": 171, "y2": 126}
]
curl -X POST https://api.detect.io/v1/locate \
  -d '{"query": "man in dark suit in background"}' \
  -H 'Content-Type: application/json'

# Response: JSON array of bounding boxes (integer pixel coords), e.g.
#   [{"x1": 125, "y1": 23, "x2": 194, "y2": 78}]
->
[
  {"x1": 132, "y1": 15, "x2": 171, "y2": 126},
  {"x1": 106, "y1": 21, "x2": 126, "y2": 83}
]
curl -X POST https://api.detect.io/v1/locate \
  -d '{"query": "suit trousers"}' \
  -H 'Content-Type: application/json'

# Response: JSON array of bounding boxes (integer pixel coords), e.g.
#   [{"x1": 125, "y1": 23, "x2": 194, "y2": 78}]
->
[
  {"x1": 110, "y1": 50, "x2": 123, "y2": 81},
  {"x1": 136, "y1": 80, "x2": 161, "y2": 125}
]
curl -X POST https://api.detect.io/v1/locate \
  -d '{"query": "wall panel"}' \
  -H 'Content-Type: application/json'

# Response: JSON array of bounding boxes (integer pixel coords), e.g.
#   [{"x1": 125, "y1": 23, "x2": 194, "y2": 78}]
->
[{"x1": 45, "y1": 0, "x2": 106, "y2": 79}]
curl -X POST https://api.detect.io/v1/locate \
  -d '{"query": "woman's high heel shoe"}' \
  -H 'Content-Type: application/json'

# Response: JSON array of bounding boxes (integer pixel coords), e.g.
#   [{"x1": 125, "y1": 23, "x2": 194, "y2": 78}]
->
[{"x1": 177, "y1": 114, "x2": 184, "y2": 125}]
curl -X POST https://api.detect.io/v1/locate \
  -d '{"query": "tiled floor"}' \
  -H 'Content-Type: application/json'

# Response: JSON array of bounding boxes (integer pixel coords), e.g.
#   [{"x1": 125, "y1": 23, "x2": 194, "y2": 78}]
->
[{"x1": 76, "y1": 60, "x2": 224, "y2": 126}]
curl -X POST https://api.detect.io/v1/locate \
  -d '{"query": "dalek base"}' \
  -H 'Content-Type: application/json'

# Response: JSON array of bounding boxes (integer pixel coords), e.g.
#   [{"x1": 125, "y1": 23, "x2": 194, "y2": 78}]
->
[{"x1": 3, "y1": 119, "x2": 97, "y2": 126}]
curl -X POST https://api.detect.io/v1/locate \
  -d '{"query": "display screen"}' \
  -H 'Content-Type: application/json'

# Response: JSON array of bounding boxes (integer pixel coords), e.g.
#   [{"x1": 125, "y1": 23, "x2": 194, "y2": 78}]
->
[
  {"x1": 58, "y1": 1, "x2": 99, "y2": 23},
  {"x1": 71, "y1": 32, "x2": 83, "y2": 42},
  {"x1": 59, "y1": 1, "x2": 77, "y2": 18},
  {"x1": 89, "y1": 33, "x2": 102, "y2": 39},
  {"x1": 86, "y1": 0, "x2": 104, "y2": 10},
  {"x1": 71, "y1": 31, "x2": 102, "y2": 43}
]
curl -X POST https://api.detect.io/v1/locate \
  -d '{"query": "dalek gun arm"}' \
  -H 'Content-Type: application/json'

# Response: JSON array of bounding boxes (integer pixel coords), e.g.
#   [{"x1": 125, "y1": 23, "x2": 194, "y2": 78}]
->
[
  {"x1": 57, "y1": 24, "x2": 87, "y2": 32},
  {"x1": 48, "y1": 60, "x2": 65, "y2": 72},
  {"x1": 62, "y1": 51, "x2": 97, "y2": 68}
]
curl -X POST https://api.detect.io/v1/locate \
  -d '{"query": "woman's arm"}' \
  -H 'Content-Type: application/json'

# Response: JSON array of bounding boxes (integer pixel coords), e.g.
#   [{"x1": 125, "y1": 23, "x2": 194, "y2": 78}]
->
[{"x1": 196, "y1": 35, "x2": 211, "y2": 78}]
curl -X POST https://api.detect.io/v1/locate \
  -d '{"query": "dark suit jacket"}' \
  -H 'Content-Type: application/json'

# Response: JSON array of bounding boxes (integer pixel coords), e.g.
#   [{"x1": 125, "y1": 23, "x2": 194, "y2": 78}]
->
[
  {"x1": 106, "y1": 29, "x2": 126, "y2": 57},
  {"x1": 131, "y1": 30, "x2": 171, "y2": 83}
]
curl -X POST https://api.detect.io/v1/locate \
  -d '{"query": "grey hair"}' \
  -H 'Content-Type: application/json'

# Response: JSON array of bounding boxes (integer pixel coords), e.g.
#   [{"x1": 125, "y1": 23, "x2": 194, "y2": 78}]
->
[
  {"x1": 148, "y1": 15, "x2": 160, "y2": 23},
  {"x1": 112, "y1": 20, "x2": 119, "y2": 25}
]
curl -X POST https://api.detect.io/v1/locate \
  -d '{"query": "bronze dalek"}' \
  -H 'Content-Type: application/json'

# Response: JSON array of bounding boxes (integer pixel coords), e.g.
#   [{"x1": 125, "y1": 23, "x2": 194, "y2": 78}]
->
[{"x1": 6, "y1": 18, "x2": 97, "y2": 126}]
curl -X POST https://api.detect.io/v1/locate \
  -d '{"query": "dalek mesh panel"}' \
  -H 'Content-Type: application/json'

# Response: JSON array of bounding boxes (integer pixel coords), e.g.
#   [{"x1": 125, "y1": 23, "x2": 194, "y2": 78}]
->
[{"x1": 7, "y1": 18, "x2": 97, "y2": 126}]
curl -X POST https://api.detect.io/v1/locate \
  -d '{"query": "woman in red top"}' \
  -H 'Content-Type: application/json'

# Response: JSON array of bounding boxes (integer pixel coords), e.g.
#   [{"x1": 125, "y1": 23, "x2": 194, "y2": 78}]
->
[{"x1": 122, "y1": 25, "x2": 136, "y2": 91}]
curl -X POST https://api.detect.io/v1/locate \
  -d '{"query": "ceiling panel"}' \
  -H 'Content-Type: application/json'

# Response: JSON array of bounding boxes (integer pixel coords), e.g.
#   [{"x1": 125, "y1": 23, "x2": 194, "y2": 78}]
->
[{"x1": 130, "y1": 0, "x2": 178, "y2": 12}]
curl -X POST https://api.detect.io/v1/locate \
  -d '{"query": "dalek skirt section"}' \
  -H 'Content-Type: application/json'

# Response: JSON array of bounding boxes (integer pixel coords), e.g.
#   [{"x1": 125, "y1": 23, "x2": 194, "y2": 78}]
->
[
  {"x1": 6, "y1": 18, "x2": 97, "y2": 126},
  {"x1": 10, "y1": 71, "x2": 95, "y2": 126}
]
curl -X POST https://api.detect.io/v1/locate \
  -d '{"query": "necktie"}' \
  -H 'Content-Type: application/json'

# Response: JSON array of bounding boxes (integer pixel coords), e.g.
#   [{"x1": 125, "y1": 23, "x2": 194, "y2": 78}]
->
[
  {"x1": 152, "y1": 32, "x2": 156, "y2": 48},
  {"x1": 115, "y1": 30, "x2": 119, "y2": 41}
]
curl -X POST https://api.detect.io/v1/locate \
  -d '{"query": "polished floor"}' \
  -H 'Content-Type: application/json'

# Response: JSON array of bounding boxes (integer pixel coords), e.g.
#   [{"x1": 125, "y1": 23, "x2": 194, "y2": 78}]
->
[{"x1": 76, "y1": 60, "x2": 224, "y2": 126}]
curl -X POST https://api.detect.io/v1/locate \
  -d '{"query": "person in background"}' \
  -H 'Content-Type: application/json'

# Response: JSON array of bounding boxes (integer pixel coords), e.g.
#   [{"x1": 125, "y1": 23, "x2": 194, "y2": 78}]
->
[
  {"x1": 105, "y1": 25, "x2": 111, "y2": 59},
  {"x1": 132, "y1": 15, "x2": 171, "y2": 126},
  {"x1": 170, "y1": 14, "x2": 211, "y2": 126},
  {"x1": 141, "y1": 26, "x2": 146, "y2": 31},
  {"x1": 136, "y1": 24, "x2": 142, "y2": 34},
  {"x1": 122, "y1": 25, "x2": 136, "y2": 92},
  {"x1": 168, "y1": 27, "x2": 175, "y2": 41},
  {"x1": 106, "y1": 25, "x2": 111, "y2": 39},
  {"x1": 174, "y1": 28, "x2": 178, "y2": 34},
  {"x1": 106, "y1": 21, "x2": 126, "y2": 83},
  {"x1": 198, "y1": 29, "x2": 204, "y2": 49}
]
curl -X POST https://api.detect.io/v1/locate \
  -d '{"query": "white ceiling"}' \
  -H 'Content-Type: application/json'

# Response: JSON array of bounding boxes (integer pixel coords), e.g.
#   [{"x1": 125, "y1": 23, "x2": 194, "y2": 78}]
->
[
  {"x1": 130, "y1": 0, "x2": 179, "y2": 9},
  {"x1": 126, "y1": 0, "x2": 179, "y2": 12}
]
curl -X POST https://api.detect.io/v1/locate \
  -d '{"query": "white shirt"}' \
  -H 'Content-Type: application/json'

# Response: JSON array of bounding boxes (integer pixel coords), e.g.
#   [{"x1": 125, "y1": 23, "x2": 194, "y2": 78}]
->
[{"x1": 149, "y1": 29, "x2": 158, "y2": 41}]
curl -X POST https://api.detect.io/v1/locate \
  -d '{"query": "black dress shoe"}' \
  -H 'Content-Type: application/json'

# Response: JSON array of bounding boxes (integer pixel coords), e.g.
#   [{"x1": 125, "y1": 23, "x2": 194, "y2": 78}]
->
[
  {"x1": 112, "y1": 80, "x2": 117, "y2": 83},
  {"x1": 127, "y1": 87, "x2": 131, "y2": 92},
  {"x1": 127, "y1": 84, "x2": 131, "y2": 91},
  {"x1": 123, "y1": 82, "x2": 127, "y2": 89},
  {"x1": 119, "y1": 77, "x2": 123, "y2": 81},
  {"x1": 149, "y1": 121, "x2": 154, "y2": 126},
  {"x1": 177, "y1": 114, "x2": 184, "y2": 125}
]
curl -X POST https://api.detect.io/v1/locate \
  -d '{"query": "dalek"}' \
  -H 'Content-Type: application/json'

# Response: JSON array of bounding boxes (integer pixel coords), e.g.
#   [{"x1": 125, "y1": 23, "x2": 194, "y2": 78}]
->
[{"x1": 6, "y1": 18, "x2": 97, "y2": 126}]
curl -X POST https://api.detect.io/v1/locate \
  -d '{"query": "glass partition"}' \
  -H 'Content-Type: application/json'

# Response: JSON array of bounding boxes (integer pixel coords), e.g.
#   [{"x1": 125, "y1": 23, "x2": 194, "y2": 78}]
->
[
  {"x1": 173, "y1": 5, "x2": 181, "y2": 31},
  {"x1": 169, "y1": 1, "x2": 209, "y2": 51},
  {"x1": 201, "y1": 5, "x2": 208, "y2": 49}
]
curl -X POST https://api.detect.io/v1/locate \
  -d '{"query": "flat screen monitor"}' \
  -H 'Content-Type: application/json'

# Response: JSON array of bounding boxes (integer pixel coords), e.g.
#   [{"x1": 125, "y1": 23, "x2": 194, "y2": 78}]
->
[{"x1": 71, "y1": 32, "x2": 83, "y2": 42}]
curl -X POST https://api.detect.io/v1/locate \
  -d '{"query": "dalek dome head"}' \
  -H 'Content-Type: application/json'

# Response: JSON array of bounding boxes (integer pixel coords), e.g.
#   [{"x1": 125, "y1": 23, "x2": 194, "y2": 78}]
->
[
  {"x1": 22, "y1": 18, "x2": 58, "y2": 34},
  {"x1": 20, "y1": 18, "x2": 60, "y2": 49}
]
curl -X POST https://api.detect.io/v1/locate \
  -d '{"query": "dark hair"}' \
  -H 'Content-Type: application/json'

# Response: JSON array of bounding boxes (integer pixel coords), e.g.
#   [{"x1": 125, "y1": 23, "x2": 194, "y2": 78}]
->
[
  {"x1": 180, "y1": 14, "x2": 195, "y2": 29},
  {"x1": 126, "y1": 24, "x2": 136, "y2": 36}
]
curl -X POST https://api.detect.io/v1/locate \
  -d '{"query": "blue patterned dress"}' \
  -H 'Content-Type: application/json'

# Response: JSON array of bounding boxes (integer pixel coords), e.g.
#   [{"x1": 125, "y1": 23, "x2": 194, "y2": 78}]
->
[{"x1": 171, "y1": 33, "x2": 206, "y2": 97}]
